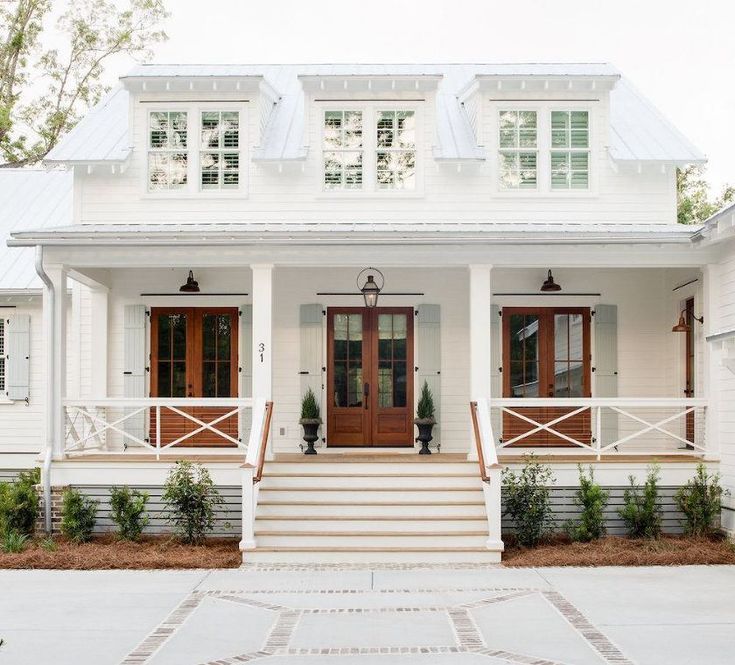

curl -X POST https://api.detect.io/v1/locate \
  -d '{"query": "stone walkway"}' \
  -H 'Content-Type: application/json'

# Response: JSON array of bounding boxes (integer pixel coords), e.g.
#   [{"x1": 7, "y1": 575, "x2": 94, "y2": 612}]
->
[{"x1": 1, "y1": 565, "x2": 734, "y2": 665}]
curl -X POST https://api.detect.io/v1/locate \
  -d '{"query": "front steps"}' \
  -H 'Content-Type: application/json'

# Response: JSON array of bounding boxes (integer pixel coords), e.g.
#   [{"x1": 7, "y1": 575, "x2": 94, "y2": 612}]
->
[{"x1": 244, "y1": 457, "x2": 501, "y2": 563}]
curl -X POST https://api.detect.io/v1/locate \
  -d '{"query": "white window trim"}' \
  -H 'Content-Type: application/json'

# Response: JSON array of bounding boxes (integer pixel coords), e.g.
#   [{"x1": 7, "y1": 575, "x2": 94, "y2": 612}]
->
[
  {"x1": 489, "y1": 101, "x2": 598, "y2": 198},
  {"x1": 142, "y1": 101, "x2": 249, "y2": 199},
  {"x1": 317, "y1": 102, "x2": 424, "y2": 198}
]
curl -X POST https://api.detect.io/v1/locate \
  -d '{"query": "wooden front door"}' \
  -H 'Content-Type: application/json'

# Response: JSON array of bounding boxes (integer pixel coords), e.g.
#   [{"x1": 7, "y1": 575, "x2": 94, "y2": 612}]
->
[
  {"x1": 150, "y1": 307, "x2": 239, "y2": 447},
  {"x1": 684, "y1": 297, "x2": 695, "y2": 446},
  {"x1": 326, "y1": 307, "x2": 414, "y2": 447},
  {"x1": 502, "y1": 307, "x2": 591, "y2": 447}
]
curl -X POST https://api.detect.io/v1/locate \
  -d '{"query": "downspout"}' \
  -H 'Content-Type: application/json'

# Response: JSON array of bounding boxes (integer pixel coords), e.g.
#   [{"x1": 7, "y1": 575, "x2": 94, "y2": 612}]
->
[{"x1": 35, "y1": 245, "x2": 54, "y2": 534}]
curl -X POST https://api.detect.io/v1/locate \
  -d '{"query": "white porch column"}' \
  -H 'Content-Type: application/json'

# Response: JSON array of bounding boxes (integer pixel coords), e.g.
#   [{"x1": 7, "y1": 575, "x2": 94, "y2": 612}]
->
[
  {"x1": 468, "y1": 265, "x2": 493, "y2": 458},
  {"x1": 251, "y1": 264, "x2": 274, "y2": 460},
  {"x1": 89, "y1": 287, "x2": 109, "y2": 398},
  {"x1": 703, "y1": 263, "x2": 721, "y2": 460},
  {"x1": 46, "y1": 266, "x2": 67, "y2": 460}
]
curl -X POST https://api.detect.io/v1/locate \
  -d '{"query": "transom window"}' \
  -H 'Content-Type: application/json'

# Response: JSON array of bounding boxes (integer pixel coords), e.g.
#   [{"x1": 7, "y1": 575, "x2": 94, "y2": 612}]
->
[
  {"x1": 148, "y1": 111, "x2": 188, "y2": 191},
  {"x1": 550, "y1": 111, "x2": 590, "y2": 189},
  {"x1": 0, "y1": 318, "x2": 5, "y2": 393},
  {"x1": 200, "y1": 111, "x2": 240, "y2": 191},
  {"x1": 323, "y1": 111, "x2": 363, "y2": 190},
  {"x1": 376, "y1": 110, "x2": 416, "y2": 190},
  {"x1": 498, "y1": 110, "x2": 537, "y2": 190}
]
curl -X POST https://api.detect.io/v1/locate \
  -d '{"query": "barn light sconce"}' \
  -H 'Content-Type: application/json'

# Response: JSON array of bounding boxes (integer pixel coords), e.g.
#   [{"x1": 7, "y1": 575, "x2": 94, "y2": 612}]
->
[
  {"x1": 672, "y1": 308, "x2": 704, "y2": 333},
  {"x1": 179, "y1": 270, "x2": 200, "y2": 293},
  {"x1": 540, "y1": 269, "x2": 562, "y2": 292},
  {"x1": 357, "y1": 267, "x2": 384, "y2": 308}
]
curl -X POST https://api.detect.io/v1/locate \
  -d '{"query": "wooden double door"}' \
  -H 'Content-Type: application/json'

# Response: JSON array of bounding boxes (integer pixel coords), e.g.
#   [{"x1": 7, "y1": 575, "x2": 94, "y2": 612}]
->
[
  {"x1": 503, "y1": 307, "x2": 591, "y2": 446},
  {"x1": 327, "y1": 307, "x2": 414, "y2": 447},
  {"x1": 150, "y1": 307, "x2": 239, "y2": 447}
]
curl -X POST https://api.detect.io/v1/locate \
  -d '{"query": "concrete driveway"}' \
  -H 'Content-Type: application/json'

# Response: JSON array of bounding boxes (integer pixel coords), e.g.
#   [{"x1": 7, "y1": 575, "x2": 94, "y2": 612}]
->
[{"x1": 0, "y1": 565, "x2": 733, "y2": 665}]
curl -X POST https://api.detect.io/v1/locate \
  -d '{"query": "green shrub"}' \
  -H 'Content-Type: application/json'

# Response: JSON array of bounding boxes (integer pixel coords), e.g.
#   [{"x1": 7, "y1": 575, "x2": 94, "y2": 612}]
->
[
  {"x1": 502, "y1": 455, "x2": 554, "y2": 547},
  {"x1": 0, "y1": 470, "x2": 40, "y2": 537},
  {"x1": 109, "y1": 486, "x2": 149, "y2": 541},
  {"x1": 567, "y1": 465, "x2": 608, "y2": 542},
  {"x1": 619, "y1": 465, "x2": 662, "y2": 539},
  {"x1": 39, "y1": 537, "x2": 57, "y2": 552},
  {"x1": 60, "y1": 488, "x2": 98, "y2": 543},
  {"x1": 300, "y1": 387, "x2": 321, "y2": 421},
  {"x1": 675, "y1": 463, "x2": 726, "y2": 537},
  {"x1": 2, "y1": 530, "x2": 29, "y2": 553},
  {"x1": 162, "y1": 461, "x2": 222, "y2": 544},
  {"x1": 416, "y1": 381, "x2": 436, "y2": 421}
]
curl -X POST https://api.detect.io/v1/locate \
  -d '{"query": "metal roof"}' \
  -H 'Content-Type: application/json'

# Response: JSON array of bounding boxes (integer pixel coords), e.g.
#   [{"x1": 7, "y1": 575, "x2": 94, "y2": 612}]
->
[
  {"x1": 44, "y1": 63, "x2": 705, "y2": 166},
  {"x1": 9, "y1": 221, "x2": 699, "y2": 247},
  {"x1": 0, "y1": 169, "x2": 73, "y2": 290}
]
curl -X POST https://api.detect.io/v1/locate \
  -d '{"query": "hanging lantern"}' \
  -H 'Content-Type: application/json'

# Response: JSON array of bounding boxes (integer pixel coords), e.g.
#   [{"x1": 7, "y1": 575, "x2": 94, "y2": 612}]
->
[{"x1": 357, "y1": 267, "x2": 384, "y2": 308}]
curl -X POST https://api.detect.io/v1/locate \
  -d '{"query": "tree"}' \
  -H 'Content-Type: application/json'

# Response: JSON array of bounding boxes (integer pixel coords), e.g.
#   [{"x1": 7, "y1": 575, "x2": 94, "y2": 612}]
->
[
  {"x1": 677, "y1": 165, "x2": 735, "y2": 225},
  {"x1": 0, "y1": 0, "x2": 167, "y2": 167}
]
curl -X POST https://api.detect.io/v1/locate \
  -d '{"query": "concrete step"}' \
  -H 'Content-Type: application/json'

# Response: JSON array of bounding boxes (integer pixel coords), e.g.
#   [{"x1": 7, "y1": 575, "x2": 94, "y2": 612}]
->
[
  {"x1": 254, "y1": 533, "x2": 489, "y2": 548},
  {"x1": 258, "y1": 474, "x2": 480, "y2": 489},
  {"x1": 243, "y1": 548, "x2": 502, "y2": 564},
  {"x1": 257, "y1": 489, "x2": 483, "y2": 503},
  {"x1": 255, "y1": 519, "x2": 489, "y2": 533},
  {"x1": 262, "y1": 461, "x2": 478, "y2": 475},
  {"x1": 256, "y1": 502, "x2": 487, "y2": 518}
]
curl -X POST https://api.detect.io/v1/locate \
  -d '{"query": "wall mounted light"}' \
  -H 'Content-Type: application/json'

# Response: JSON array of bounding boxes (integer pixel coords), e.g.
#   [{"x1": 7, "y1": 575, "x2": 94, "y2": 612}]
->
[
  {"x1": 672, "y1": 307, "x2": 704, "y2": 333},
  {"x1": 540, "y1": 269, "x2": 562, "y2": 292},
  {"x1": 357, "y1": 267, "x2": 384, "y2": 308},
  {"x1": 179, "y1": 270, "x2": 200, "y2": 293}
]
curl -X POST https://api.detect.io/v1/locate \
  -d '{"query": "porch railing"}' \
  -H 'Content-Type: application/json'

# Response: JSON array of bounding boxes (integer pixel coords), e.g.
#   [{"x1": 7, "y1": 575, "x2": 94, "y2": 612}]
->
[
  {"x1": 63, "y1": 397, "x2": 254, "y2": 458},
  {"x1": 488, "y1": 397, "x2": 711, "y2": 459}
]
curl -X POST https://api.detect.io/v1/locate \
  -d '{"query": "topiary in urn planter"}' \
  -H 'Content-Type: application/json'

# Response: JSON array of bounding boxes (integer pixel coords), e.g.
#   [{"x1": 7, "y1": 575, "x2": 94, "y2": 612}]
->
[
  {"x1": 299, "y1": 387, "x2": 321, "y2": 455},
  {"x1": 414, "y1": 381, "x2": 436, "y2": 455}
]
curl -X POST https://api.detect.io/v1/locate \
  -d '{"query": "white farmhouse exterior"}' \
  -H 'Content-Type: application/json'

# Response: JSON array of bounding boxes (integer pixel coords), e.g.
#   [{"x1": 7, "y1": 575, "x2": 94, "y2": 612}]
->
[{"x1": 2, "y1": 62, "x2": 734, "y2": 562}]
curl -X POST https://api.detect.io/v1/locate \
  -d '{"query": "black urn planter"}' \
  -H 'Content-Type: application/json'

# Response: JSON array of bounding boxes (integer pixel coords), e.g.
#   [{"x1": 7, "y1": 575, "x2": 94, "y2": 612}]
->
[
  {"x1": 300, "y1": 419, "x2": 321, "y2": 455},
  {"x1": 414, "y1": 419, "x2": 435, "y2": 455}
]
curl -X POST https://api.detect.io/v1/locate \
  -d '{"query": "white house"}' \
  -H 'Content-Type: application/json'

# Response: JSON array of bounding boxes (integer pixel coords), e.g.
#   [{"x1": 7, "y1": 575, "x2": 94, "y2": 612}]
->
[{"x1": 2, "y1": 62, "x2": 733, "y2": 562}]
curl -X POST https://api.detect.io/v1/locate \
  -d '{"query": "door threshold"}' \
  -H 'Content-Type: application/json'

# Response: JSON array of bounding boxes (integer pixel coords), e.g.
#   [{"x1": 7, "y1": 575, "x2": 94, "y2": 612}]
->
[{"x1": 323, "y1": 447, "x2": 418, "y2": 455}]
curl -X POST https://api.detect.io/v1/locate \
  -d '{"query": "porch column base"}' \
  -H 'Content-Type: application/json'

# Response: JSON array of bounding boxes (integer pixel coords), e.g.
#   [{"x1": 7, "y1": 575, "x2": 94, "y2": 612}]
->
[
  {"x1": 485, "y1": 539, "x2": 505, "y2": 552},
  {"x1": 239, "y1": 539, "x2": 257, "y2": 552}
]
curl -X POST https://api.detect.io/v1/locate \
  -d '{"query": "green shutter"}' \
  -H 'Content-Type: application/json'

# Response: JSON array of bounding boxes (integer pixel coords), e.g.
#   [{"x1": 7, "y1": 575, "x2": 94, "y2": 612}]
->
[
  {"x1": 6, "y1": 314, "x2": 30, "y2": 401},
  {"x1": 299, "y1": 304, "x2": 324, "y2": 424},
  {"x1": 594, "y1": 305, "x2": 618, "y2": 445},
  {"x1": 417, "y1": 304, "x2": 441, "y2": 448}
]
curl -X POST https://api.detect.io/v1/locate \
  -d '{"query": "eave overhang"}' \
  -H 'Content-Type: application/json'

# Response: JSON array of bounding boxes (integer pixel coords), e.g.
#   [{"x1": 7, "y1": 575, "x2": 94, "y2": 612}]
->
[
  {"x1": 299, "y1": 74, "x2": 443, "y2": 94},
  {"x1": 120, "y1": 74, "x2": 273, "y2": 96}
]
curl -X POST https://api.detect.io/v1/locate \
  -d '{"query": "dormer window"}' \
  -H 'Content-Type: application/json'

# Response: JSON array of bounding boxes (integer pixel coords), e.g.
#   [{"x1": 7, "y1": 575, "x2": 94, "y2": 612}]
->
[
  {"x1": 376, "y1": 110, "x2": 416, "y2": 190},
  {"x1": 148, "y1": 111, "x2": 188, "y2": 191},
  {"x1": 200, "y1": 111, "x2": 240, "y2": 190},
  {"x1": 323, "y1": 111, "x2": 363, "y2": 190},
  {"x1": 498, "y1": 110, "x2": 537, "y2": 190},
  {"x1": 550, "y1": 111, "x2": 590, "y2": 189}
]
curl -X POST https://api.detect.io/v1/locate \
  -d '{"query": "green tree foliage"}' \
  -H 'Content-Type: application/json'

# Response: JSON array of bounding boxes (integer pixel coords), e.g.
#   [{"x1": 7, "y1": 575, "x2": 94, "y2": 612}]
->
[
  {"x1": 416, "y1": 380, "x2": 435, "y2": 421},
  {"x1": 675, "y1": 463, "x2": 726, "y2": 538},
  {"x1": 567, "y1": 465, "x2": 608, "y2": 542},
  {"x1": 162, "y1": 461, "x2": 223, "y2": 544},
  {"x1": 0, "y1": 469, "x2": 40, "y2": 537},
  {"x1": 109, "y1": 485, "x2": 149, "y2": 541},
  {"x1": 619, "y1": 465, "x2": 662, "y2": 539},
  {"x1": 502, "y1": 455, "x2": 554, "y2": 547},
  {"x1": 60, "y1": 487, "x2": 98, "y2": 543},
  {"x1": 0, "y1": 0, "x2": 167, "y2": 166},
  {"x1": 677, "y1": 165, "x2": 735, "y2": 225}
]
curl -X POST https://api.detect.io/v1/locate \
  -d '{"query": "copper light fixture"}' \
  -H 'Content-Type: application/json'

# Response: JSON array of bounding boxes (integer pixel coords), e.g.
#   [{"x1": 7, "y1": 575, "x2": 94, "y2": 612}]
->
[
  {"x1": 672, "y1": 307, "x2": 704, "y2": 333},
  {"x1": 357, "y1": 267, "x2": 384, "y2": 308},
  {"x1": 179, "y1": 270, "x2": 200, "y2": 293},
  {"x1": 540, "y1": 269, "x2": 562, "y2": 292}
]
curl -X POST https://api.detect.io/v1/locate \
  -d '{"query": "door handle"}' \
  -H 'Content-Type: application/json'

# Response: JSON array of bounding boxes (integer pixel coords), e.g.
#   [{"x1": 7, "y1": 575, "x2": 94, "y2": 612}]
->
[{"x1": 364, "y1": 382, "x2": 369, "y2": 409}]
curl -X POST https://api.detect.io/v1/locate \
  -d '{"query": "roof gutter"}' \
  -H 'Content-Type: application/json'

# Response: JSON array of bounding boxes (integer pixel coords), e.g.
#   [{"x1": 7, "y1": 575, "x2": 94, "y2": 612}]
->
[{"x1": 34, "y1": 246, "x2": 54, "y2": 535}]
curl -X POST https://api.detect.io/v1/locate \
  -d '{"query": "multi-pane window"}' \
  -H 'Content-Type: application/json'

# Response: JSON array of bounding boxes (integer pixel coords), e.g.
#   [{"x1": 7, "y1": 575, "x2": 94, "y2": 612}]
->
[
  {"x1": 200, "y1": 111, "x2": 240, "y2": 190},
  {"x1": 376, "y1": 110, "x2": 416, "y2": 190},
  {"x1": 498, "y1": 110, "x2": 537, "y2": 190},
  {"x1": 550, "y1": 111, "x2": 590, "y2": 189},
  {"x1": 0, "y1": 318, "x2": 5, "y2": 393},
  {"x1": 148, "y1": 111, "x2": 188, "y2": 191},
  {"x1": 323, "y1": 111, "x2": 363, "y2": 190}
]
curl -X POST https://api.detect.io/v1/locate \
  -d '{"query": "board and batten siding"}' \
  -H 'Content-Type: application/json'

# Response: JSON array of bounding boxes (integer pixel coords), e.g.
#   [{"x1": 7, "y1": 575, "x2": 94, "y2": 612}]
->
[{"x1": 75, "y1": 89, "x2": 676, "y2": 227}]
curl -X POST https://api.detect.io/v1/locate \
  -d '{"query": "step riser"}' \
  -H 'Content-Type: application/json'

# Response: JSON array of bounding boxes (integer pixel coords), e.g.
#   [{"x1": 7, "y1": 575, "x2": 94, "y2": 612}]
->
[
  {"x1": 259, "y1": 476, "x2": 481, "y2": 489},
  {"x1": 255, "y1": 519, "x2": 489, "y2": 533},
  {"x1": 243, "y1": 550, "x2": 502, "y2": 564},
  {"x1": 255, "y1": 535, "x2": 489, "y2": 548},
  {"x1": 258, "y1": 490, "x2": 483, "y2": 503},
  {"x1": 256, "y1": 504, "x2": 487, "y2": 518},
  {"x1": 261, "y1": 462, "x2": 478, "y2": 475}
]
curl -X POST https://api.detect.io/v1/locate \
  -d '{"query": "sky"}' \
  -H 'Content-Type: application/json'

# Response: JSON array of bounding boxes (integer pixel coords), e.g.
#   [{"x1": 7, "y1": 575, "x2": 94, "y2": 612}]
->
[{"x1": 110, "y1": 0, "x2": 734, "y2": 191}]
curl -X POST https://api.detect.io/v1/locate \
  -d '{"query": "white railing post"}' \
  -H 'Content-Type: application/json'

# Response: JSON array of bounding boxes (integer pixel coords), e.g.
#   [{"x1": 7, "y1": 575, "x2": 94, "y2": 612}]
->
[
  {"x1": 484, "y1": 467, "x2": 503, "y2": 551},
  {"x1": 468, "y1": 264, "x2": 493, "y2": 460},
  {"x1": 240, "y1": 464, "x2": 256, "y2": 551},
  {"x1": 155, "y1": 405, "x2": 161, "y2": 460},
  {"x1": 595, "y1": 405, "x2": 602, "y2": 461}
]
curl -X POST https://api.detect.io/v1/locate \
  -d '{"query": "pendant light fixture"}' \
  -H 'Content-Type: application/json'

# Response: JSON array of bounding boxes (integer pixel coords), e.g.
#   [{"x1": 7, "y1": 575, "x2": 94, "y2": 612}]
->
[
  {"x1": 356, "y1": 267, "x2": 384, "y2": 308},
  {"x1": 540, "y1": 269, "x2": 562, "y2": 292}
]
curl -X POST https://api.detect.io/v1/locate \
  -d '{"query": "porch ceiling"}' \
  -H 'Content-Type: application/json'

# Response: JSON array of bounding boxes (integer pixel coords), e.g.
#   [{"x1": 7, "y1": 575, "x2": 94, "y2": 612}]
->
[{"x1": 9, "y1": 221, "x2": 700, "y2": 247}]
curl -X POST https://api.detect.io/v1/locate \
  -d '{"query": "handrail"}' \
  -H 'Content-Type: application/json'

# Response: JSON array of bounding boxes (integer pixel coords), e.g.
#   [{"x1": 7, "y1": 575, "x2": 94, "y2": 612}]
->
[
  {"x1": 490, "y1": 397, "x2": 708, "y2": 408},
  {"x1": 253, "y1": 401, "x2": 274, "y2": 483},
  {"x1": 470, "y1": 401, "x2": 488, "y2": 481}
]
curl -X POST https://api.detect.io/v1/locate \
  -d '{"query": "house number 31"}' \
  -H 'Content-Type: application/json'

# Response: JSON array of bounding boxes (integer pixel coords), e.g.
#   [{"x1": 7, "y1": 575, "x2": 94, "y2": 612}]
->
[{"x1": 258, "y1": 342, "x2": 265, "y2": 362}]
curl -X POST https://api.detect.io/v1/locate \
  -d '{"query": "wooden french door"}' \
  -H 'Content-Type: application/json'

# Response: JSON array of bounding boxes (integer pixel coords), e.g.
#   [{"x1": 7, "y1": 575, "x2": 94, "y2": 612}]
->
[
  {"x1": 684, "y1": 297, "x2": 695, "y2": 445},
  {"x1": 326, "y1": 307, "x2": 414, "y2": 447},
  {"x1": 502, "y1": 307, "x2": 591, "y2": 447},
  {"x1": 150, "y1": 307, "x2": 239, "y2": 447}
]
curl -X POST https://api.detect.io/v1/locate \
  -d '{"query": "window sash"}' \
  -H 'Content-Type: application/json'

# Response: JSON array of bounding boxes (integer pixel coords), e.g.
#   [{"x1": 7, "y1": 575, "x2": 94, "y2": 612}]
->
[
  {"x1": 200, "y1": 111, "x2": 241, "y2": 191},
  {"x1": 498, "y1": 111, "x2": 538, "y2": 190},
  {"x1": 148, "y1": 111, "x2": 189, "y2": 191},
  {"x1": 550, "y1": 110, "x2": 590, "y2": 190},
  {"x1": 323, "y1": 110, "x2": 364, "y2": 190},
  {"x1": 375, "y1": 110, "x2": 416, "y2": 190}
]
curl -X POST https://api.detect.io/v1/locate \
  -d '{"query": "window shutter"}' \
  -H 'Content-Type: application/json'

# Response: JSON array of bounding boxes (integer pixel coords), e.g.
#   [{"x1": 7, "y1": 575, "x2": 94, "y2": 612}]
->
[
  {"x1": 594, "y1": 305, "x2": 618, "y2": 444},
  {"x1": 299, "y1": 304, "x2": 324, "y2": 420},
  {"x1": 6, "y1": 314, "x2": 30, "y2": 401},
  {"x1": 417, "y1": 304, "x2": 441, "y2": 447},
  {"x1": 240, "y1": 304, "x2": 253, "y2": 443},
  {"x1": 490, "y1": 305, "x2": 501, "y2": 443},
  {"x1": 123, "y1": 305, "x2": 147, "y2": 444}
]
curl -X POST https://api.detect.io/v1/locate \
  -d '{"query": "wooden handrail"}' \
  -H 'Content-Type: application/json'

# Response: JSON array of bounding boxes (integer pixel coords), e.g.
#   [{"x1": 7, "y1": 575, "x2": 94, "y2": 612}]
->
[
  {"x1": 470, "y1": 401, "x2": 489, "y2": 482},
  {"x1": 253, "y1": 401, "x2": 274, "y2": 483}
]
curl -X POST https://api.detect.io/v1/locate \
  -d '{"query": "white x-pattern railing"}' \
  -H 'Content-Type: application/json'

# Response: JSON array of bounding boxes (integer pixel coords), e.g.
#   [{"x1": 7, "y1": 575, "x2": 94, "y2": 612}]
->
[
  {"x1": 489, "y1": 397, "x2": 711, "y2": 458},
  {"x1": 63, "y1": 397, "x2": 253, "y2": 458}
]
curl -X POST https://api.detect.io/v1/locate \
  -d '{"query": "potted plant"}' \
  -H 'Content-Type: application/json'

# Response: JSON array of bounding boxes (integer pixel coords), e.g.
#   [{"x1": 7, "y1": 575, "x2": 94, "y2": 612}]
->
[
  {"x1": 299, "y1": 387, "x2": 321, "y2": 455},
  {"x1": 414, "y1": 381, "x2": 436, "y2": 455}
]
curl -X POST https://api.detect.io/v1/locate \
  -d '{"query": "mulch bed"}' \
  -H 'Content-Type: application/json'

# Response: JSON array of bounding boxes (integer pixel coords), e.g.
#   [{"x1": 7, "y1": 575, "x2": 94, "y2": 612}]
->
[
  {"x1": 0, "y1": 535, "x2": 241, "y2": 570},
  {"x1": 502, "y1": 534, "x2": 735, "y2": 567}
]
